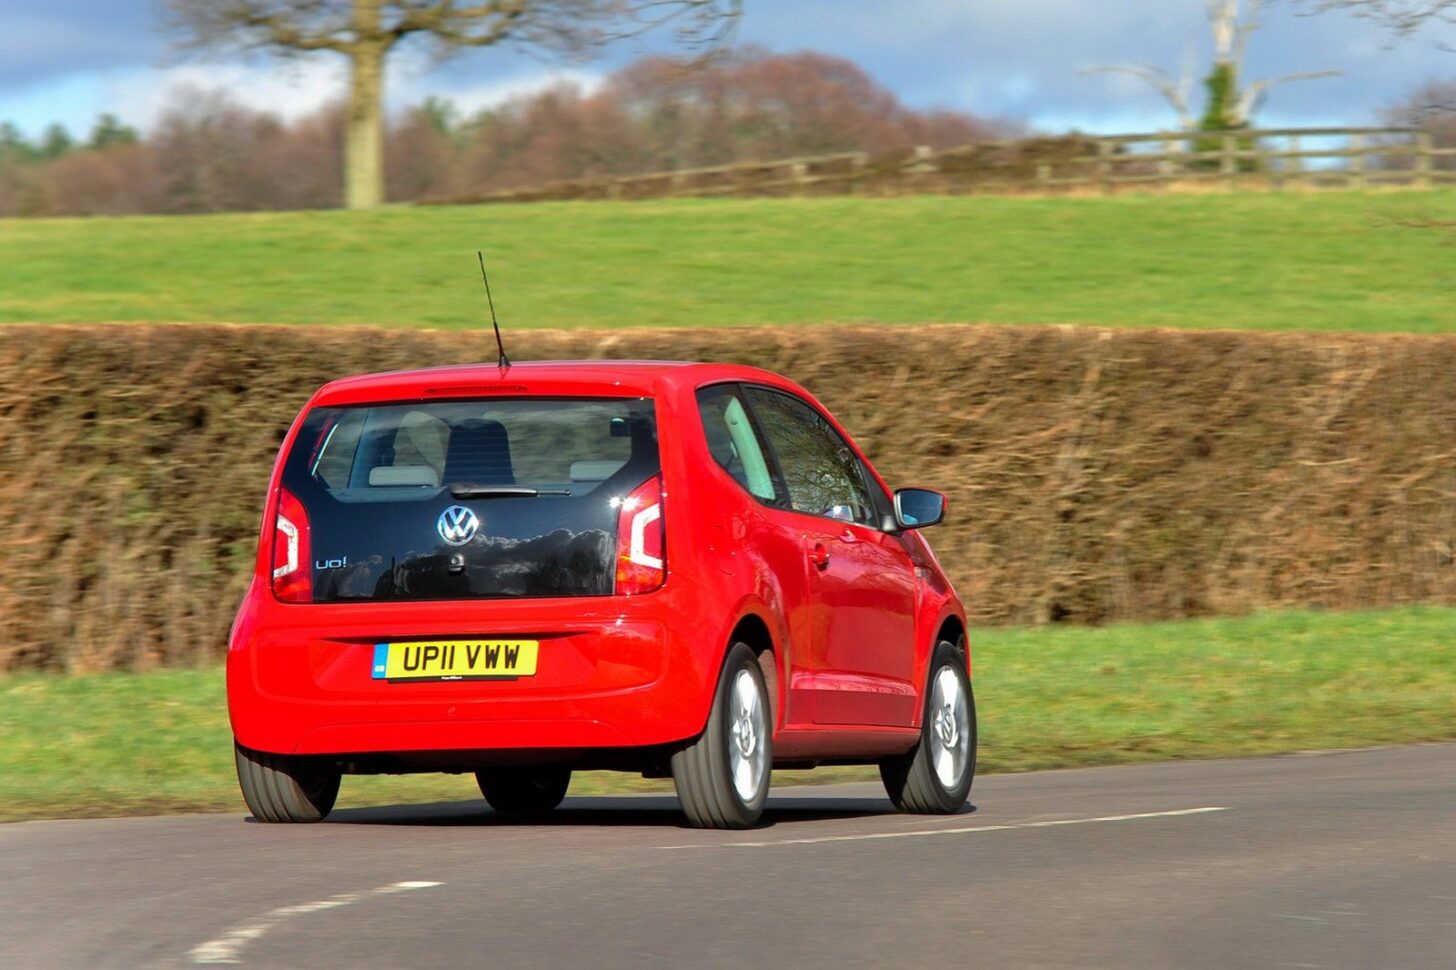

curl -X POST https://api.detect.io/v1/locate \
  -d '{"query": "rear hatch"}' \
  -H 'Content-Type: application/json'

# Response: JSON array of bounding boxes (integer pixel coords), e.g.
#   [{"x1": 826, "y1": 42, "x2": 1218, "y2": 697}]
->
[{"x1": 275, "y1": 397, "x2": 661, "y2": 602}]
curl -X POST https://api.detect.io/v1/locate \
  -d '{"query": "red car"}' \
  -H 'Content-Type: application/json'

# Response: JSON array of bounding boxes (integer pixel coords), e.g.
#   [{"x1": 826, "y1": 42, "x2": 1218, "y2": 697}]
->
[{"x1": 229, "y1": 360, "x2": 974, "y2": 829}]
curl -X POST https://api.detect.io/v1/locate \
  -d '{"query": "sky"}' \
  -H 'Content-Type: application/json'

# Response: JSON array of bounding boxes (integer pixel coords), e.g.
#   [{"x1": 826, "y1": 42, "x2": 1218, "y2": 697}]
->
[{"x1": 0, "y1": 1, "x2": 1452, "y2": 140}]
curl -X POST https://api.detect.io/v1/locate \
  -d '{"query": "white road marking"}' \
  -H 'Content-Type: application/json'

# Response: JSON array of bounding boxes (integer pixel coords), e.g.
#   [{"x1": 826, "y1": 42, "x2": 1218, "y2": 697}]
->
[
  {"x1": 661, "y1": 806, "x2": 1230, "y2": 849},
  {"x1": 188, "y1": 880, "x2": 443, "y2": 965}
]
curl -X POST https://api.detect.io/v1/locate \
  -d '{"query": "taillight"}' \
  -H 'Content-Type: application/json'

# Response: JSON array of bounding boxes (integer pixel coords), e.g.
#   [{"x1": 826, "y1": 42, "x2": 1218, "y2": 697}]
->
[
  {"x1": 271, "y1": 488, "x2": 312, "y2": 603},
  {"x1": 615, "y1": 475, "x2": 665, "y2": 595}
]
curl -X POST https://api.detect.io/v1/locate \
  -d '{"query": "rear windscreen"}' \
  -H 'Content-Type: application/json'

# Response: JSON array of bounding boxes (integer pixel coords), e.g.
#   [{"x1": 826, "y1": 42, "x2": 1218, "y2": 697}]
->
[{"x1": 281, "y1": 397, "x2": 659, "y2": 602}]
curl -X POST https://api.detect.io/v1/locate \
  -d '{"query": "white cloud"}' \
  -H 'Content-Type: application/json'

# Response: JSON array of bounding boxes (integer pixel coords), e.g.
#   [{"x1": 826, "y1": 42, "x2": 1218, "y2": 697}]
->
[
  {"x1": 2, "y1": 55, "x2": 605, "y2": 137},
  {"x1": 104, "y1": 60, "x2": 349, "y2": 130},
  {"x1": 393, "y1": 64, "x2": 605, "y2": 117}
]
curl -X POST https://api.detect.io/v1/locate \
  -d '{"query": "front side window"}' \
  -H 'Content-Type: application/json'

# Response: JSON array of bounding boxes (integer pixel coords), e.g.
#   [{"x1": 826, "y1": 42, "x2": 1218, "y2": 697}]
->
[
  {"x1": 741, "y1": 387, "x2": 875, "y2": 525},
  {"x1": 696, "y1": 386, "x2": 779, "y2": 503}
]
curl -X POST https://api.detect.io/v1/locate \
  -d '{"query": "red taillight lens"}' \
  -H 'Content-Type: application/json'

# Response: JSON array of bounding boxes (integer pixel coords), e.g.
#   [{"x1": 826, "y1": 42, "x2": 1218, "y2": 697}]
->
[
  {"x1": 615, "y1": 475, "x2": 665, "y2": 595},
  {"x1": 271, "y1": 488, "x2": 312, "y2": 603}
]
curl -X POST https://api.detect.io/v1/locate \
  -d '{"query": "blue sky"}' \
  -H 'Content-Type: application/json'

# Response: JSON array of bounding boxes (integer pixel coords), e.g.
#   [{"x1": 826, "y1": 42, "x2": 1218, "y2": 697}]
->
[{"x1": 0, "y1": 1, "x2": 1451, "y2": 138}]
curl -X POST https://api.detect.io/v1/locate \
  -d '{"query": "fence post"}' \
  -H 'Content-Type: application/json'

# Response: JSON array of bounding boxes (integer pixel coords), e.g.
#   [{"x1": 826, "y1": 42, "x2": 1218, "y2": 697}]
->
[
  {"x1": 1097, "y1": 139, "x2": 1113, "y2": 194},
  {"x1": 1287, "y1": 134, "x2": 1303, "y2": 189},
  {"x1": 1221, "y1": 133, "x2": 1237, "y2": 189},
  {"x1": 1348, "y1": 132, "x2": 1366, "y2": 186},
  {"x1": 1162, "y1": 137, "x2": 1180, "y2": 191},
  {"x1": 1414, "y1": 130, "x2": 1433, "y2": 190},
  {"x1": 790, "y1": 162, "x2": 809, "y2": 196},
  {"x1": 910, "y1": 145, "x2": 934, "y2": 190}
]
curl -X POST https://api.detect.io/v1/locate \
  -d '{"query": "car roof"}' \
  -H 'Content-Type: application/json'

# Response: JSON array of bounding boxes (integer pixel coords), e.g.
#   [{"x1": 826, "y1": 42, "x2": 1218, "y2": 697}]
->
[{"x1": 310, "y1": 359, "x2": 804, "y2": 407}]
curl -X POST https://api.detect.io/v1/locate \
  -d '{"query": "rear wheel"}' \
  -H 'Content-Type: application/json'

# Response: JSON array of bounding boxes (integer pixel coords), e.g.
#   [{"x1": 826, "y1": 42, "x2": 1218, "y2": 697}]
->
[
  {"x1": 234, "y1": 741, "x2": 341, "y2": 823},
  {"x1": 672, "y1": 642, "x2": 772, "y2": 829},
  {"x1": 881, "y1": 641, "x2": 975, "y2": 814},
  {"x1": 475, "y1": 766, "x2": 571, "y2": 816}
]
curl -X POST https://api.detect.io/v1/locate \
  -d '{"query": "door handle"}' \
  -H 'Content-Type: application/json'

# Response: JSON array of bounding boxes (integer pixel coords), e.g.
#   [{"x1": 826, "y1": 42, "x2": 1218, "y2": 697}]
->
[{"x1": 808, "y1": 543, "x2": 830, "y2": 570}]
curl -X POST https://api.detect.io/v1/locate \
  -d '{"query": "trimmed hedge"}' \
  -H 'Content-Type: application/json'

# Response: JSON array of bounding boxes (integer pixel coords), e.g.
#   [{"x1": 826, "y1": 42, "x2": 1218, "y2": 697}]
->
[{"x1": 1, "y1": 323, "x2": 1452, "y2": 671}]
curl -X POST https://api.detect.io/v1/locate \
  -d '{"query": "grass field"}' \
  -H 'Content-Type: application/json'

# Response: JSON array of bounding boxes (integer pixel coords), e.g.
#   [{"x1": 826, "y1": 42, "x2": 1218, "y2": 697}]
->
[
  {"x1": 2, "y1": 193, "x2": 1453, "y2": 332},
  {"x1": 3, "y1": 606, "x2": 1452, "y2": 822}
]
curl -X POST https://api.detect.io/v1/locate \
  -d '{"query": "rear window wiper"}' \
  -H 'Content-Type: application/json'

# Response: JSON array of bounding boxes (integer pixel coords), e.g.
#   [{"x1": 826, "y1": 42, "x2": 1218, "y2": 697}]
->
[{"x1": 448, "y1": 484, "x2": 571, "y2": 499}]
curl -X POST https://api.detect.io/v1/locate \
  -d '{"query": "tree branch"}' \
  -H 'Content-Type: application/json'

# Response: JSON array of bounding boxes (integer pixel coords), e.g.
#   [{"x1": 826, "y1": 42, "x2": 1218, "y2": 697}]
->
[
  {"x1": 1083, "y1": 65, "x2": 1195, "y2": 129},
  {"x1": 1306, "y1": 0, "x2": 1456, "y2": 33},
  {"x1": 163, "y1": 0, "x2": 738, "y2": 57},
  {"x1": 385, "y1": 0, "x2": 525, "y2": 41},
  {"x1": 1236, "y1": 70, "x2": 1342, "y2": 121},
  {"x1": 162, "y1": 1, "x2": 355, "y2": 54},
  {"x1": 242, "y1": 13, "x2": 352, "y2": 51}
]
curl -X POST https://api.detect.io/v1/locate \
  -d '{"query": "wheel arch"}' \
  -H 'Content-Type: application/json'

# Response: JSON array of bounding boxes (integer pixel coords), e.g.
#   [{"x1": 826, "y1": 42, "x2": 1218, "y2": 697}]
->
[
  {"x1": 904, "y1": 607, "x2": 970, "y2": 731},
  {"x1": 935, "y1": 614, "x2": 969, "y2": 675},
  {"x1": 725, "y1": 611, "x2": 781, "y2": 732}
]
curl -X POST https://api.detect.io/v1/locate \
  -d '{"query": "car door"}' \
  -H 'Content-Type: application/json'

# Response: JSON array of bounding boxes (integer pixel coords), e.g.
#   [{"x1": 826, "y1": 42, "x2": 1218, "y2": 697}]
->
[{"x1": 740, "y1": 386, "x2": 919, "y2": 727}]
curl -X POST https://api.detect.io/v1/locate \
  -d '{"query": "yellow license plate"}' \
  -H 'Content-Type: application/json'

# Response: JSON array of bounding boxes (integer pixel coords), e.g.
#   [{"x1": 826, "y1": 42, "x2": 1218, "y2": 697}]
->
[{"x1": 371, "y1": 640, "x2": 538, "y2": 681}]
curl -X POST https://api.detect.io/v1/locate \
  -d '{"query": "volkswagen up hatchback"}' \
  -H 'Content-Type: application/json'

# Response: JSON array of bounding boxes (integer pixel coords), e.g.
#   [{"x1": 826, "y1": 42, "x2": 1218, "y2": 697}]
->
[{"x1": 229, "y1": 361, "x2": 973, "y2": 829}]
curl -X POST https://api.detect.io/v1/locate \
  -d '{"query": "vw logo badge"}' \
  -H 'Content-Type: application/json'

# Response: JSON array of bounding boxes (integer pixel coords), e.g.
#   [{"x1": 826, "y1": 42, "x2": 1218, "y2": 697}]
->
[{"x1": 437, "y1": 505, "x2": 480, "y2": 546}]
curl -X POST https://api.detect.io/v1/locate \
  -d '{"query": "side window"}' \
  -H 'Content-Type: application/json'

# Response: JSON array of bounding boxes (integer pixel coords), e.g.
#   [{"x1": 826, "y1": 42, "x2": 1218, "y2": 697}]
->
[
  {"x1": 311, "y1": 410, "x2": 366, "y2": 489},
  {"x1": 697, "y1": 386, "x2": 778, "y2": 502},
  {"x1": 742, "y1": 387, "x2": 875, "y2": 525}
]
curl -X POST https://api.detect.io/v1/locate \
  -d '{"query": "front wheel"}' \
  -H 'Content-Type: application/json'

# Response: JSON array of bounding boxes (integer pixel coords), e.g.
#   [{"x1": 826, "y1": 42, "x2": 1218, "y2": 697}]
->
[
  {"x1": 672, "y1": 643, "x2": 772, "y2": 829},
  {"x1": 881, "y1": 641, "x2": 976, "y2": 813},
  {"x1": 475, "y1": 766, "x2": 571, "y2": 816},
  {"x1": 234, "y1": 741, "x2": 341, "y2": 823}
]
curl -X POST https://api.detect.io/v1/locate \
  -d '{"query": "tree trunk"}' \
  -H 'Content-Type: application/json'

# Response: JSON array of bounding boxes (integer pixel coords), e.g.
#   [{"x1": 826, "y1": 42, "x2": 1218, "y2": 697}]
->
[
  {"x1": 345, "y1": 45, "x2": 385, "y2": 209},
  {"x1": 344, "y1": 0, "x2": 385, "y2": 209},
  {"x1": 1209, "y1": 0, "x2": 1239, "y2": 62}
]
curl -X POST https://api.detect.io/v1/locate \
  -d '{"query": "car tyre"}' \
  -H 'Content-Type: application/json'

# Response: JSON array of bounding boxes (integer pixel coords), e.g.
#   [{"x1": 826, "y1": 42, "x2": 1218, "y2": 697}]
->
[
  {"x1": 881, "y1": 640, "x2": 975, "y2": 814},
  {"x1": 672, "y1": 642, "x2": 772, "y2": 829},
  {"x1": 234, "y1": 741, "x2": 341, "y2": 823},
  {"x1": 475, "y1": 766, "x2": 571, "y2": 816}
]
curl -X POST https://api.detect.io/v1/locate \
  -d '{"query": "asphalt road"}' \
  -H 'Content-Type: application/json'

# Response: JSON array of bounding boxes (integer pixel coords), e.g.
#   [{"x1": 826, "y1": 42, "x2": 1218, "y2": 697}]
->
[{"x1": 3, "y1": 743, "x2": 1453, "y2": 969}]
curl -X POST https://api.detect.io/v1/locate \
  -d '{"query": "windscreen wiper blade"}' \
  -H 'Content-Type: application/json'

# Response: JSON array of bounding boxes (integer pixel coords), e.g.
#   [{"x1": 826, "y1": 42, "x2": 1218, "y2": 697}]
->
[{"x1": 449, "y1": 484, "x2": 571, "y2": 499}]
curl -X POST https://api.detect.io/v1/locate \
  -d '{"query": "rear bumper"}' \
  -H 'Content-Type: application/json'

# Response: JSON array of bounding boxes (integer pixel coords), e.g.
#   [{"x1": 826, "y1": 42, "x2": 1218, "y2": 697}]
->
[{"x1": 227, "y1": 581, "x2": 719, "y2": 757}]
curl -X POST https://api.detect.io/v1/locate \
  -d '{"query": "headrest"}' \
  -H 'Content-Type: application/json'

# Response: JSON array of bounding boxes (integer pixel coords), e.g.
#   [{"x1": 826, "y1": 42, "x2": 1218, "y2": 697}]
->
[
  {"x1": 369, "y1": 465, "x2": 440, "y2": 487},
  {"x1": 569, "y1": 459, "x2": 627, "y2": 482},
  {"x1": 444, "y1": 419, "x2": 514, "y2": 485}
]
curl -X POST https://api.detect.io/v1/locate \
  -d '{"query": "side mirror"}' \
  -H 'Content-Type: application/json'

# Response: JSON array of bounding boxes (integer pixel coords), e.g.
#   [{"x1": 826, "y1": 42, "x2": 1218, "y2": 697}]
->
[{"x1": 893, "y1": 488, "x2": 946, "y2": 530}]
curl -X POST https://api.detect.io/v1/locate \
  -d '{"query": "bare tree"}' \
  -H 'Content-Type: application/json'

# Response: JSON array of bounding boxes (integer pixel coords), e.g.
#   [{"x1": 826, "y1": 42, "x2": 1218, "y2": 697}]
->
[
  {"x1": 1089, "y1": 1, "x2": 1336, "y2": 129},
  {"x1": 162, "y1": 0, "x2": 740, "y2": 209}
]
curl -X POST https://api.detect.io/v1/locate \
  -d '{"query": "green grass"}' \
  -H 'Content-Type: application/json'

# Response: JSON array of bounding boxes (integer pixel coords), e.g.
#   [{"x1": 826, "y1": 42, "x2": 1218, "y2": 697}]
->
[
  {"x1": 2, "y1": 606, "x2": 1452, "y2": 822},
  {"x1": 2, "y1": 193, "x2": 1453, "y2": 332}
]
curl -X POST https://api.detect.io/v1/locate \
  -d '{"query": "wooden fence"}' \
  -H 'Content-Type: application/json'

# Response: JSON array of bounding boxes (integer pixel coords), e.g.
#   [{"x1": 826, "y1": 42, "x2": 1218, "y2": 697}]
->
[{"x1": 426, "y1": 126, "x2": 1456, "y2": 205}]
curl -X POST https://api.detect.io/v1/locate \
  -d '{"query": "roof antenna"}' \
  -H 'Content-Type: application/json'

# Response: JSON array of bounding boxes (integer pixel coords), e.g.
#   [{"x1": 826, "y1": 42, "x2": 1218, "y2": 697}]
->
[{"x1": 477, "y1": 250, "x2": 510, "y2": 371}]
